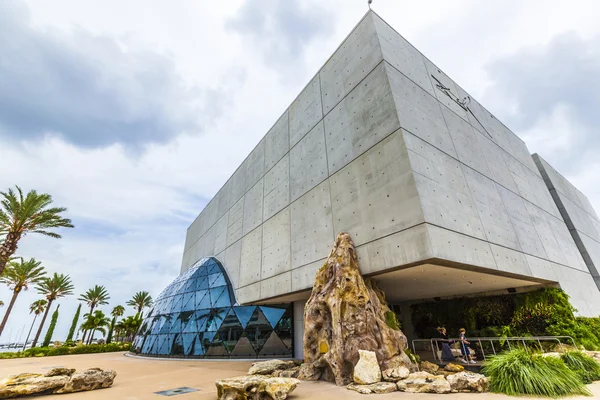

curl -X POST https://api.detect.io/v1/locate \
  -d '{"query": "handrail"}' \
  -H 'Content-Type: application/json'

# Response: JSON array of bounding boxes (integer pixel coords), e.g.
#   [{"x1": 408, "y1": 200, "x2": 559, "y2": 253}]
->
[{"x1": 411, "y1": 336, "x2": 576, "y2": 362}]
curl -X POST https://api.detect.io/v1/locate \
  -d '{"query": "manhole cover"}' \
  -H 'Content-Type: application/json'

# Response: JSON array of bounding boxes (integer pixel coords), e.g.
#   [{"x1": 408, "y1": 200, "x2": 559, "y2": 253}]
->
[{"x1": 155, "y1": 387, "x2": 199, "y2": 396}]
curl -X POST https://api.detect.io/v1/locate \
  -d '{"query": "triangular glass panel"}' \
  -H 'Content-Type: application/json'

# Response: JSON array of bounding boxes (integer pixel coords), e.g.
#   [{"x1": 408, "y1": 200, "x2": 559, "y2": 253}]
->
[
  {"x1": 233, "y1": 306, "x2": 256, "y2": 329},
  {"x1": 259, "y1": 306, "x2": 287, "y2": 329},
  {"x1": 182, "y1": 333, "x2": 195, "y2": 355},
  {"x1": 274, "y1": 306, "x2": 293, "y2": 351},
  {"x1": 194, "y1": 277, "x2": 209, "y2": 291},
  {"x1": 208, "y1": 273, "x2": 221, "y2": 288},
  {"x1": 198, "y1": 262, "x2": 210, "y2": 276},
  {"x1": 156, "y1": 334, "x2": 169, "y2": 354},
  {"x1": 213, "y1": 287, "x2": 233, "y2": 308},
  {"x1": 201, "y1": 331, "x2": 217, "y2": 353},
  {"x1": 192, "y1": 334, "x2": 205, "y2": 356},
  {"x1": 229, "y1": 335, "x2": 257, "y2": 358},
  {"x1": 169, "y1": 315, "x2": 182, "y2": 334},
  {"x1": 211, "y1": 274, "x2": 227, "y2": 288},
  {"x1": 195, "y1": 289, "x2": 209, "y2": 308},
  {"x1": 205, "y1": 332, "x2": 229, "y2": 357},
  {"x1": 197, "y1": 290, "x2": 212, "y2": 309},
  {"x1": 205, "y1": 308, "x2": 228, "y2": 332},
  {"x1": 172, "y1": 334, "x2": 185, "y2": 356},
  {"x1": 151, "y1": 316, "x2": 165, "y2": 334},
  {"x1": 142, "y1": 335, "x2": 156, "y2": 354},
  {"x1": 159, "y1": 315, "x2": 174, "y2": 334},
  {"x1": 182, "y1": 278, "x2": 197, "y2": 293},
  {"x1": 170, "y1": 295, "x2": 185, "y2": 313},
  {"x1": 245, "y1": 307, "x2": 272, "y2": 354},
  {"x1": 195, "y1": 309, "x2": 211, "y2": 332},
  {"x1": 207, "y1": 263, "x2": 221, "y2": 275},
  {"x1": 218, "y1": 309, "x2": 243, "y2": 353},
  {"x1": 209, "y1": 286, "x2": 226, "y2": 307},
  {"x1": 181, "y1": 292, "x2": 195, "y2": 312},
  {"x1": 258, "y1": 331, "x2": 291, "y2": 357}
]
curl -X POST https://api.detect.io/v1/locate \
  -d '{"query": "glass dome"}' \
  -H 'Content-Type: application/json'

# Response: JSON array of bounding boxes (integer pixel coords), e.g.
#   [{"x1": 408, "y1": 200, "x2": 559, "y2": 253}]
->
[{"x1": 132, "y1": 257, "x2": 293, "y2": 358}]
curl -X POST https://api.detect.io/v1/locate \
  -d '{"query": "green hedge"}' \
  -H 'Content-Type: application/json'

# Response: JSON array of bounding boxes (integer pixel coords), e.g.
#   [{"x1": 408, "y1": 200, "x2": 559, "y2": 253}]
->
[
  {"x1": 410, "y1": 288, "x2": 600, "y2": 350},
  {"x1": 0, "y1": 343, "x2": 131, "y2": 359}
]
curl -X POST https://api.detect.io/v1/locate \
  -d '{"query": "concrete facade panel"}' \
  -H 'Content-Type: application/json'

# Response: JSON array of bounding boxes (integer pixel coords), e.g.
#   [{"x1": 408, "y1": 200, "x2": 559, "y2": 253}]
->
[
  {"x1": 524, "y1": 255, "x2": 560, "y2": 282},
  {"x1": 290, "y1": 180, "x2": 334, "y2": 269},
  {"x1": 490, "y1": 244, "x2": 532, "y2": 276},
  {"x1": 213, "y1": 212, "x2": 229, "y2": 255},
  {"x1": 424, "y1": 58, "x2": 469, "y2": 121},
  {"x1": 289, "y1": 75, "x2": 323, "y2": 148},
  {"x1": 220, "y1": 239, "x2": 242, "y2": 289},
  {"x1": 263, "y1": 154, "x2": 290, "y2": 221},
  {"x1": 261, "y1": 207, "x2": 291, "y2": 280},
  {"x1": 227, "y1": 197, "x2": 244, "y2": 246},
  {"x1": 239, "y1": 226, "x2": 262, "y2": 287},
  {"x1": 324, "y1": 62, "x2": 400, "y2": 175},
  {"x1": 291, "y1": 258, "x2": 326, "y2": 293},
  {"x1": 387, "y1": 64, "x2": 455, "y2": 158},
  {"x1": 289, "y1": 122, "x2": 328, "y2": 202},
  {"x1": 320, "y1": 13, "x2": 383, "y2": 114},
  {"x1": 235, "y1": 282, "x2": 261, "y2": 305},
  {"x1": 242, "y1": 179, "x2": 264, "y2": 236},
  {"x1": 229, "y1": 167, "x2": 246, "y2": 208},
  {"x1": 371, "y1": 13, "x2": 434, "y2": 96},
  {"x1": 260, "y1": 271, "x2": 292, "y2": 300},
  {"x1": 477, "y1": 136, "x2": 519, "y2": 194},
  {"x1": 355, "y1": 224, "x2": 432, "y2": 275},
  {"x1": 264, "y1": 111, "x2": 289, "y2": 171},
  {"x1": 244, "y1": 139, "x2": 266, "y2": 192},
  {"x1": 426, "y1": 225, "x2": 497, "y2": 271},
  {"x1": 329, "y1": 129, "x2": 423, "y2": 246}
]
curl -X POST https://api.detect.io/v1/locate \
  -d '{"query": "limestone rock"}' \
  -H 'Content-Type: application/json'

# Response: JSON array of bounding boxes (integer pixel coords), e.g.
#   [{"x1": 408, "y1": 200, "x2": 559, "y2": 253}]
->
[
  {"x1": 382, "y1": 366, "x2": 410, "y2": 382},
  {"x1": 585, "y1": 351, "x2": 600, "y2": 363},
  {"x1": 0, "y1": 368, "x2": 115, "y2": 398},
  {"x1": 444, "y1": 363, "x2": 464, "y2": 372},
  {"x1": 419, "y1": 361, "x2": 439, "y2": 374},
  {"x1": 353, "y1": 350, "x2": 381, "y2": 384},
  {"x1": 347, "y1": 382, "x2": 397, "y2": 394},
  {"x1": 215, "y1": 376, "x2": 299, "y2": 400},
  {"x1": 435, "y1": 370, "x2": 457, "y2": 378},
  {"x1": 248, "y1": 360, "x2": 298, "y2": 376},
  {"x1": 446, "y1": 371, "x2": 489, "y2": 393},
  {"x1": 277, "y1": 368, "x2": 300, "y2": 379},
  {"x1": 302, "y1": 233, "x2": 414, "y2": 386},
  {"x1": 396, "y1": 372, "x2": 451, "y2": 394},
  {"x1": 55, "y1": 368, "x2": 117, "y2": 394},
  {"x1": 0, "y1": 374, "x2": 69, "y2": 398}
]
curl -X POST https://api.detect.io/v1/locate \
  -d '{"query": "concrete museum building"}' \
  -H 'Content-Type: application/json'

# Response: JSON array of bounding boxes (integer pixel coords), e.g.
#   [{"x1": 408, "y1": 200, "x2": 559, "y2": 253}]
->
[{"x1": 133, "y1": 11, "x2": 600, "y2": 359}]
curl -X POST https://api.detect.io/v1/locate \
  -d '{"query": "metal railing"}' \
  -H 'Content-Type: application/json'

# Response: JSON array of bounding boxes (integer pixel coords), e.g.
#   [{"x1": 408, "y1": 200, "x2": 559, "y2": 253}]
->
[{"x1": 411, "y1": 336, "x2": 576, "y2": 362}]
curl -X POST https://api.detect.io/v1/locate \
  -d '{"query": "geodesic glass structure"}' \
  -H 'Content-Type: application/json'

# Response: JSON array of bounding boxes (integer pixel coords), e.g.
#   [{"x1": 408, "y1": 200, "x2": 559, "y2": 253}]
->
[{"x1": 132, "y1": 257, "x2": 293, "y2": 358}]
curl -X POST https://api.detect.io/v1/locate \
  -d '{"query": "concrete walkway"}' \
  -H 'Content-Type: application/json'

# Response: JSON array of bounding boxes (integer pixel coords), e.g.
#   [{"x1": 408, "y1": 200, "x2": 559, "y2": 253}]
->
[{"x1": 1, "y1": 352, "x2": 599, "y2": 399}]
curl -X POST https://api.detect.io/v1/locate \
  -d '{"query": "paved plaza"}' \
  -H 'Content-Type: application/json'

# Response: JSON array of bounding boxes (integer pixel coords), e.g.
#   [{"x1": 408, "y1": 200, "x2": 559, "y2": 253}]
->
[{"x1": 1, "y1": 352, "x2": 599, "y2": 399}]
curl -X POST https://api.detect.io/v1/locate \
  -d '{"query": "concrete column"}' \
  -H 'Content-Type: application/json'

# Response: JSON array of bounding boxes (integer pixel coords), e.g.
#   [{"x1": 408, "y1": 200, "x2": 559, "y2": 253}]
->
[{"x1": 293, "y1": 300, "x2": 306, "y2": 359}]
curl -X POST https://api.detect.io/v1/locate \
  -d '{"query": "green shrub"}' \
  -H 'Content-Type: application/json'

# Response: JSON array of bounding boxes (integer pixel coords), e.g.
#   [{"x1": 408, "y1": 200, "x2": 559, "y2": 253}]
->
[
  {"x1": 405, "y1": 348, "x2": 420, "y2": 364},
  {"x1": 511, "y1": 303, "x2": 557, "y2": 335},
  {"x1": 561, "y1": 351, "x2": 600, "y2": 384},
  {"x1": 0, "y1": 342, "x2": 132, "y2": 359},
  {"x1": 482, "y1": 348, "x2": 590, "y2": 397}
]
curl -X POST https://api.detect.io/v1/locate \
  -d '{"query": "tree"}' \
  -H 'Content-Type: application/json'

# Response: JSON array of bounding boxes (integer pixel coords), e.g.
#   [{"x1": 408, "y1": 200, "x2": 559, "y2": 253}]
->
[
  {"x1": 115, "y1": 314, "x2": 142, "y2": 343},
  {"x1": 107, "y1": 305, "x2": 124, "y2": 344},
  {"x1": 0, "y1": 300, "x2": 3, "y2": 307},
  {"x1": 126, "y1": 291, "x2": 153, "y2": 316},
  {"x1": 78, "y1": 285, "x2": 110, "y2": 343},
  {"x1": 0, "y1": 186, "x2": 74, "y2": 275},
  {"x1": 80, "y1": 310, "x2": 110, "y2": 345},
  {"x1": 32, "y1": 273, "x2": 74, "y2": 347},
  {"x1": 66, "y1": 304, "x2": 81, "y2": 342},
  {"x1": 0, "y1": 257, "x2": 46, "y2": 336},
  {"x1": 23, "y1": 299, "x2": 47, "y2": 351},
  {"x1": 42, "y1": 305, "x2": 60, "y2": 347}
]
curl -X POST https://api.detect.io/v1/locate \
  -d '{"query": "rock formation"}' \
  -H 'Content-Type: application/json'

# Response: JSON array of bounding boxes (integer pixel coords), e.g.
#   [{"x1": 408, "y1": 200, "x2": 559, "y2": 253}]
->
[
  {"x1": 215, "y1": 376, "x2": 299, "y2": 400},
  {"x1": 353, "y1": 350, "x2": 381, "y2": 385},
  {"x1": 0, "y1": 368, "x2": 116, "y2": 398},
  {"x1": 396, "y1": 372, "x2": 451, "y2": 394},
  {"x1": 446, "y1": 372, "x2": 489, "y2": 393},
  {"x1": 248, "y1": 360, "x2": 299, "y2": 376},
  {"x1": 301, "y1": 232, "x2": 414, "y2": 386},
  {"x1": 382, "y1": 366, "x2": 410, "y2": 382},
  {"x1": 347, "y1": 382, "x2": 397, "y2": 394}
]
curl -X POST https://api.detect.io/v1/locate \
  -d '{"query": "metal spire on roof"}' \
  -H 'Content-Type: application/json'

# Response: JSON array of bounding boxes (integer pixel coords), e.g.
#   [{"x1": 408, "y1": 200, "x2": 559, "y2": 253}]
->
[{"x1": 368, "y1": 0, "x2": 373, "y2": 9}]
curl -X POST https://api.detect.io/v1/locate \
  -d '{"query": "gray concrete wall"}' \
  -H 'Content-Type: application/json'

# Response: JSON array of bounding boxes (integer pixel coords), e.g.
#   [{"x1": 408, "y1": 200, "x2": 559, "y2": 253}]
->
[
  {"x1": 180, "y1": 11, "x2": 600, "y2": 316},
  {"x1": 534, "y1": 154, "x2": 600, "y2": 294}
]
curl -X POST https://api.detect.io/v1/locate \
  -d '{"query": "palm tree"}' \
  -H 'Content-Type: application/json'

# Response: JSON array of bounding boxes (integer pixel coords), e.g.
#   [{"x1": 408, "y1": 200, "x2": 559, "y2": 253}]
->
[
  {"x1": 0, "y1": 186, "x2": 74, "y2": 275},
  {"x1": 115, "y1": 314, "x2": 142, "y2": 343},
  {"x1": 23, "y1": 299, "x2": 47, "y2": 351},
  {"x1": 127, "y1": 291, "x2": 153, "y2": 316},
  {"x1": 80, "y1": 310, "x2": 110, "y2": 345},
  {"x1": 32, "y1": 273, "x2": 74, "y2": 347},
  {"x1": 79, "y1": 285, "x2": 110, "y2": 343},
  {"x1": 107, "y1": 305, "x2": 124, "y2": 344},
  {"x1": 0, "y1": 258, "x2": 46, "y2": 336}
]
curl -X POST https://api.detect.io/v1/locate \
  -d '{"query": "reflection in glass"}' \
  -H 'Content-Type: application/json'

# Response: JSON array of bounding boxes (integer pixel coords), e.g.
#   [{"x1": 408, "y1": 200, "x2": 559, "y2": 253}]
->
[{"x1": 133, "y1": 257, "x2": 293, "y2": 359}]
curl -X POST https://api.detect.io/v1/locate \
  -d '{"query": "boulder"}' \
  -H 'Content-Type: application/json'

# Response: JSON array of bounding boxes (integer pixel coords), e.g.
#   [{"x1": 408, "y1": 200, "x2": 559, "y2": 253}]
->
[
  {"x1": 585, "y1": 351, "x2": 600, "y2": 363},
  {"x1": 55, "y1": 368, "x2": 117, "y2": 394},
  {"x1": 0, "y1": 368, "x2": 115, "y2": 398},
  {"x1": 446, "y1": 371, "x2": 489, "y2": 393},
  {"x1": 347, "y1": 382, "x2": 397, "y2": 394},
  {"x1": 277, "y1": 368, "x2": 300, "y2": 379},
  {"x1": 215, "y1": 376, "x2": 299, "y2": 400},
  {"x1": 248, "y1": 360, "x2": 298, "y2": 376},
  {"x1": 435, "y1": 371, "x2": 457, "y2": 378},
  {"x1": 444, "y1": 363, "x2": 464, "y2": 372},
  {"x1": 302, "y1": 233, "x2": 414, "y2": 386},
  {"x1": 353, "y1": 350, "x2": 381, "y2": 384},
  {"x1": 396, "y1": 372, "x2": 451, "y2": 394},
  {"x1": 382, "y1": 366, "x2": 410, "y2": 382},
  {"x1": 419, "y1": 361, "x2": 439, "y2": 374}
]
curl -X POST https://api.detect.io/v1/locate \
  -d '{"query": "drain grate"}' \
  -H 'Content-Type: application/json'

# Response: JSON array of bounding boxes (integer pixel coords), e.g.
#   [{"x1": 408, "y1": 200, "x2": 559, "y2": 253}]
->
[{"x1": 155, "y1": 387, "x2": 199, "y2": 396}]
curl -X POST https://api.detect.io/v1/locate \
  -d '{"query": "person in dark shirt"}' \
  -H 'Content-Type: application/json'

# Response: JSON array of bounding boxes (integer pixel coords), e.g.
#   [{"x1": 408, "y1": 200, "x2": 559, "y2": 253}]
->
[{"x1": 436, "y1": 327, "x2": 455, "y2": 362}]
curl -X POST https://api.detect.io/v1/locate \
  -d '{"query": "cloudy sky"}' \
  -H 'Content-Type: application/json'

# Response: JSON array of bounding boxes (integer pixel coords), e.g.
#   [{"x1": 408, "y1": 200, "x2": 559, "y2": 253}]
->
[{"x1": 1, "y1": 0, "x2": 599, "y2": 342}]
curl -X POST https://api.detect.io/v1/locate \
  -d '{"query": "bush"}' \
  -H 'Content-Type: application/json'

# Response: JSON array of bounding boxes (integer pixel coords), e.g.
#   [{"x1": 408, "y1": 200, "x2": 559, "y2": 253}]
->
[
  {"x1": 561, "y1": 351, "x2": 600, "y2": 384},
  {"x1": 482, "y1": 348, "x2": 590, "y2": 397},
  {"x1": 0, "y1": 342, "x2": 132, "y2": 359}
]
